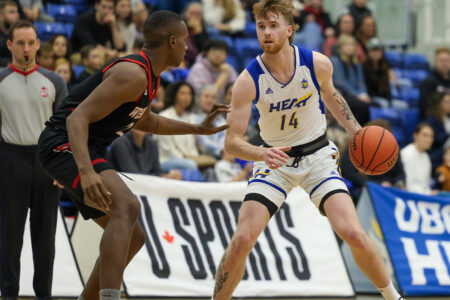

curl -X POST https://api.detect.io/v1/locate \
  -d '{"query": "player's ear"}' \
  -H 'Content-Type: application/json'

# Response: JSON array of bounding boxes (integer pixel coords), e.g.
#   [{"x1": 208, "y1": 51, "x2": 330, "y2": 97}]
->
[{"x1": 169, "y1": 35, "x2": 176, "y2": 49}]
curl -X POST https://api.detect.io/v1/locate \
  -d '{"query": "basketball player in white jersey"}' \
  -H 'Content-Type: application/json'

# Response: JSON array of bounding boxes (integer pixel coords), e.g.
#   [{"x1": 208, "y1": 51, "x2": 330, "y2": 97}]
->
[{"x1": 212, "y1": 1, "x2": 405, "y2": 300}]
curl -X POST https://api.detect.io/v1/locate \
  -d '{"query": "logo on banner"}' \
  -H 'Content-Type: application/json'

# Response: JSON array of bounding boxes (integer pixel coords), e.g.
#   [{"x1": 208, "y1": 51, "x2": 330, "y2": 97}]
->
[{"x1": 369, "y1": 183, "x2": 450, "y2": 296}]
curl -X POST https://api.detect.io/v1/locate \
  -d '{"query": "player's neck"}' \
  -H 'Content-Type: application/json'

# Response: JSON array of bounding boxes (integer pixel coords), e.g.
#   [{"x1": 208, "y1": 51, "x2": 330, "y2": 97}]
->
[
  {"x1": 261, "y1": 45, "x2": 294, "y2": 76},
  {"x1": 141, "y1": 48, "x2": 166, "y2": 76}
]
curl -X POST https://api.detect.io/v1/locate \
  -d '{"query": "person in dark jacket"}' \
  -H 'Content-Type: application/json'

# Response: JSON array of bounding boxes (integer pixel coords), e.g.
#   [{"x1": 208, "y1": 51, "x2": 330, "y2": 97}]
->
[
  {"x1": 0, "y1": 0, "x2": 19, "y2": 67},
  {"x1": 347, "y1": 0, "x2": 372, "y2": 26},
  {"x1": 419, "y1": 46, "x2": 450, "y2": 120}
]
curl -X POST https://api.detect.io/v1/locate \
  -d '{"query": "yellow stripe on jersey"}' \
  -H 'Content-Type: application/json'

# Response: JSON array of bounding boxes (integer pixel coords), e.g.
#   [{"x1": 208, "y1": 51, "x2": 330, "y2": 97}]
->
[{"x1": 293, "y1": 91, "x2": 313, "y2": 106}]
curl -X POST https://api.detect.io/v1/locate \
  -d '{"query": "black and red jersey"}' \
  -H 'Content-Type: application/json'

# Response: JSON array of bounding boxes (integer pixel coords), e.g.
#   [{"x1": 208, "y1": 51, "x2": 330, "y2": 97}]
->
[{"x1": 47, "y1": 50, "x2": 159, "y2": 148}]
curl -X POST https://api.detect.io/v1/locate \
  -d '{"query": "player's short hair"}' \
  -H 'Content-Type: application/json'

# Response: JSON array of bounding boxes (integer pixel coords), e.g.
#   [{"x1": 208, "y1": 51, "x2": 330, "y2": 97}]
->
[
  {"x1": 435, "y1": 46, "x2": 450, "y2": 57},
  {"x1": 8, "y1": 20, "x2": 37, "y2": 41},
  {"x1": 95, "y1": 0, "x2": 117, "y2": 5},
  {"x1": 0, "y1": 0, "x2": 18, "y2": 11},
  {"x1": 143, "y1": 10, "x2": 184, "y2": 49},
  {"x1": 253, "y1": 0, "x2": 299, "y2": 44}
]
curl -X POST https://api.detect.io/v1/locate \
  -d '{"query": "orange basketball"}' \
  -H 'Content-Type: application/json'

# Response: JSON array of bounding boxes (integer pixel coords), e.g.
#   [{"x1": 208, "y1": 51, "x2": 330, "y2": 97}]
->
[{"x1": 349, "y1": 126, "x2": 399, "y2": 175}]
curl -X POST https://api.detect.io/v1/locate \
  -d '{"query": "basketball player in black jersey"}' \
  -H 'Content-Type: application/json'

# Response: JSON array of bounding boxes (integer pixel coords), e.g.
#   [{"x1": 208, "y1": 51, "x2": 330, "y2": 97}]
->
[{"x1": 37, "y1": 11, "x2": 229, "y2": 300}]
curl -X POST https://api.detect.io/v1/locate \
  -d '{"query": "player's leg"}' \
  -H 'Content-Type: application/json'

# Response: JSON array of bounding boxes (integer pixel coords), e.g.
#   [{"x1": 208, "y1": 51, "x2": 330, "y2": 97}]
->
[
  {"x1": 95, "y1": 169, "x2": 142, "y2": 291},
  {"x1": 324, "y1": 193, "x2": 402, "y2": 300},
  {"x1": 212, "y1": 200, "x2": 271, "y2": 300},
  {"x1": 80, "y1": 215, "x2": 146, "y2": 300}
]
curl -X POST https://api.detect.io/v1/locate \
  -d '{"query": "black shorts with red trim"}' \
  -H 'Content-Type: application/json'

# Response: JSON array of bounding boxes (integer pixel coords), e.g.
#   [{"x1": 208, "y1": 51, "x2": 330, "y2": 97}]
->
[{"x1": 38, "y1": 127, "x2": 113, "y2": 220}]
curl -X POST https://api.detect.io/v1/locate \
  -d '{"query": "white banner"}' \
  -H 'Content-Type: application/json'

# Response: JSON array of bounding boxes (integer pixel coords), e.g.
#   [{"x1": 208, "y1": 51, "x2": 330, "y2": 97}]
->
[
  {"x1": 4, "y1": 209, "x2": 84, "y2": 297},
  {"x1": 118, "y1": 174, "x2": 354, "y2": 298}
]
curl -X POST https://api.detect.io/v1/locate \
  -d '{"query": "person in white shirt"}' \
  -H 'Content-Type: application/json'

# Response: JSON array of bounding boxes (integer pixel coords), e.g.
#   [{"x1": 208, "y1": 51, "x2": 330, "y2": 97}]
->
[
  {"x1": 215, "y1": 148, "x2": 252, "y2": 182},
  {"x1": 400, "y1": 123, "x2": 435, "y2": 195}
]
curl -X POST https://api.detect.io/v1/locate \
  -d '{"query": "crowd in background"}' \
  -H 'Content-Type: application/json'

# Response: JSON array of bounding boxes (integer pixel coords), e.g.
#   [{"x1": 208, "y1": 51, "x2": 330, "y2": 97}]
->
[{"x1": 0, "y1": 0, "x2": 449, "y2": 202}]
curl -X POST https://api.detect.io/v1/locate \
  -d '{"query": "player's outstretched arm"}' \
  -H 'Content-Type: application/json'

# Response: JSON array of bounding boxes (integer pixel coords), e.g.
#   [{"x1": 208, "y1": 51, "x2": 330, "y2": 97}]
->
[
  {"x1": 66, "y1": 62, "x2": 148, "y2": 210},
  {"x1": 313, "y1": 52, "x2": 362, "y2": 135},
  {"x1": 225, "y1": 71, "x2": 290, "y2": 169},
  {"x1": 134, "y1": 104, "x2": 230, "y2": 135}
]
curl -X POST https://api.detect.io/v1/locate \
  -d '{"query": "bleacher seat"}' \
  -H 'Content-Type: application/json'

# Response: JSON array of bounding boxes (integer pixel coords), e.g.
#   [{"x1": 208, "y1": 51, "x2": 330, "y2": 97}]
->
[
  {"x1": 400, "y1": 86, "x2": 420, "y2": 107},
  {"x1": 206, "y1": 26, "x2": 220, "y2": 38},
  {"x1": 385, "y1": 51, "x2": 403, "y2": 68},
  {"x1": 35, "y1": 22, "x2": 68, "y2": 40},
  {"x1": 171, "y1": 68, "x2": 189, "y2": 81},
  {"x1": 403, "y1": 69, "x2": 428, "y2": 87},
  {"x1": 60, "y1": 0, "x2": 87, "y2": 14},
  {"x1": 403, "y1": 53, "x2": 429, "y2": 70},
  {"x1": 214, "y1": 35, "x2": 234, "y2": 50},
  {"x1": 226, "y1": 54, "x2": 240, "y2": 72},
  {"x1": 234, "y1": 38, "x2": 262, "y2": 60},
  {"x1": 244, "y1": 22, "x2": 257, "y2": 37},
  {"x1": 401, "y1": 108, "x2": 419, "y2": 143},
  {"x1": 142, "y1": 0, "x2": 158, "y2": 6},
  {"x1": 46, "y1": 4, "x2": 77, "y2": 23},
  {"x1": 369, "y1": 106, "x2": 402, "y2": 125},
  {"x1": 179, "y1": 169, "x2": 205, "y2": 182},
  {"x1": 72, "y1": 65, "x2": 85, "y2": 79}
]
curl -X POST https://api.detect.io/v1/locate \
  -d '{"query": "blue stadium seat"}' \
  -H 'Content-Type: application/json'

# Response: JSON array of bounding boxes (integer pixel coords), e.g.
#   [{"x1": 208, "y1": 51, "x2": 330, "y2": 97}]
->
[
  {"x1": 72, "y1": 65, "x2": 85, "y2": 79},
  {"x1": 142, "y1": 0, "x2": 158, "y2": 6},
  {"x1": 392, "y1": 68, "x2": 403, "y2": 79},
  {"x1": 244, "y1": 22, "x2": 257, "y2": 37},
  {"x1": 179, "y1": 169, "x2": 205, "y2": 182},
  {"x1": 206, "y1": 26, "x2": 220, "y2": 38},
  {"x1": 234, "y1": 38, "x2": 262, "y2": 58},
  {"x1": 403, "y1": 69, "x2": 429, "y2": 87},
  {"x1": 401, "y1": 108, "x2": 419, "y2": 143},
  {"x1": 400, "y1": 86, "x2": 420, "y2": 107},
  {"x1": 369, "y1": 107, "x2": 402, "y2": 125},
  {"x1": 403, "y1": 53, "x2": 429, "y2": 70},
  {"x1": 226, "y1": 54, "x2": 241, "y2": 72},
  {"x1": 171, "y1": 68, "x2": 189, "y2": 81},
  {"x1": 65, "y1": 23, "x2": 74, "y2": 38},
  {"x1": 46, "y1": 4, "x2": 77, "y2": 22},
  {"x1": 385, "y1": 51, "x2": 403, "y2": 68},
  {"x1": 35, "y1": 22, "x2": 68, "y2": 40}
]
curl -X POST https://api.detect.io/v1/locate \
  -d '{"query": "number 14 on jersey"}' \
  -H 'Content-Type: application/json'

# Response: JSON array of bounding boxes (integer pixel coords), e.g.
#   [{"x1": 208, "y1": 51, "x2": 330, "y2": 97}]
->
[{"x1": 280, "y1": 111, "x2": 299, "y2": 130}]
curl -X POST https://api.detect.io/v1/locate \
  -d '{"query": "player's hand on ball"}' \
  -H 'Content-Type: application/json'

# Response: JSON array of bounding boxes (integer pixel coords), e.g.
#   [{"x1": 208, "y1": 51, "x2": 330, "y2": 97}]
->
[
  {"x1": 80, "y1": 170, "x2": 112, "y2": 212},
  {"x1": 197, "y1": 104, "x2": 230, "y2": 134},
  {"x1": 263, "y1": 146, "x2": 291, "y2": 169}
]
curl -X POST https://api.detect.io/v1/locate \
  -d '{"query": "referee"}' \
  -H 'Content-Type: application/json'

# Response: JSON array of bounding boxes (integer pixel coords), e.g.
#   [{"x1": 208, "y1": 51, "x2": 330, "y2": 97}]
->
[{"x1": 0, "y1": 20, "x2": 67, "y2": 300}]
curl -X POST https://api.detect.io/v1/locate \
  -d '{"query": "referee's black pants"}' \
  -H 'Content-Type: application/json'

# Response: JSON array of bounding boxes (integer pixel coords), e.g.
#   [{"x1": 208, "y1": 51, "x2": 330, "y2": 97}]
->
[{"x1": 0, "y1": 142, "x2": 59, "y2": 300}]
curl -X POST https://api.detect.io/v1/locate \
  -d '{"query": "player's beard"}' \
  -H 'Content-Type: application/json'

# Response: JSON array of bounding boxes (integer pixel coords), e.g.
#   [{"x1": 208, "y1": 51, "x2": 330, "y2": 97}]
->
[{"x1": 261, "y1": 40, "x2": 284, "y2": 55}]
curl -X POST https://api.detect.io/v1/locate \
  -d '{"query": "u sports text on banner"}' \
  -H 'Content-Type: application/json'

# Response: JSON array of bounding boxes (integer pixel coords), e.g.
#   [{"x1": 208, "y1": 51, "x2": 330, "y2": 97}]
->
[{"x1": 368, "y1": 182, "x2": 450, "y2": 296}]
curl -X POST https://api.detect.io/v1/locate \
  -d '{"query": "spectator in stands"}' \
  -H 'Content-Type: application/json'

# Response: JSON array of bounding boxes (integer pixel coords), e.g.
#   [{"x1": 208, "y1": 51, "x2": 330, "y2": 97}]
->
[
  {"x1": 341, "y1": 119, "x2": 405, "y2": 201},
  {"x1": 36, "y1": 42, "x2": 54, "y2": 70},
  {"x1": 224, "y1": 82, "x2": 233, "y2": 104},
  {"x1": 202, "y1": 0, "x2": 246, "y2": 35},
  {"x1": 54, "y1": 58, "x2": 74, "y2": 91},
  {"x1": 187, "y1": 39, "x2": 238, "y2": 98},
  {"x1": 331, "y1": 34, "x2": 371, "y2": 125},
  {"x1": 401, "y1": 123, "x2": 435, "y2": 195},
  {"x1": 71, "y1": 0, "x2": 125, "y2": 57},
  {"x1": 108, "y1": 129, "x2": 183, "y2": 180},
  {"x1": 362, "y1": 38, "x2": 400, "y2": 107},
  {"x1": 49, "y1": 34, "x2": 71, "y2": 60},
  {"x1": 419, "y1": 46, "x2": 450, "y2": 120},
  {"x1": 326, "y1": 110, "x2": 349, "y2": 152},
  {"x1": 295, "y1": 0, "x2": 333, "y2": 36},
  {"x1": 132, "y1": 1, "x2": 148, "y2": 42},
  {"x1": 155, "y1": 81, "x2": 202, "y2": 172},
  {"x1": 426, "y1": 91, "x2": 450, "y2": 170},
  {"x1": 435, "y1": 139, "x2": 450, "y2": 192},
  {"x1": 355, "y1": 14, "x2": 377, "y2": 62},
  {"x1": 194, "y1": 84, "x2": 226, "y2": 159},
  {"x1": 347, "y1": 0, "x2": 372, "y2": 26},
  {"x1": 0, "y1": 0, "x2": 19, "y2": 67},
  {"x1": 183, "y1": 2, "x2": 210, "y2": 67},
  {"x1": 19, "y1": 0, "x2": 52, "y2": 22},
  {"x1": 0, "y1": 20, "x2": 67, "y2": 300},
  {"x1": 76, "y1": 45, "x2": 103, "y2": 83},
  {"x1": 322, "y1": 13, "x2": 359, "y2": 58},
  {"x1": 215, "y1": 148, "x2": 252, "y2": 182},
  {"x1": 115, "y1": 0, "x2": 135, "y2": 54}
]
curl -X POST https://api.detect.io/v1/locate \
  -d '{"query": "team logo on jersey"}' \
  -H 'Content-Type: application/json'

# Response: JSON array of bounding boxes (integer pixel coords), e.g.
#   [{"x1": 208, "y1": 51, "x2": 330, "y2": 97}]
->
[
  {"x1": 40, "y1": 86, "x2": 48, "y2": 98},
  {"x1": 265, "y1": 87, "x2": 274, "y2": 94},
  {"x1": 129, "y1": 106, "x2": 147, "y2": 119},
  {"x1": 268, "y1": 91, "x2": 313, "y2": 112},
  {"x1": 301, "y1": 79, "x2": 308, "y2": 89}
]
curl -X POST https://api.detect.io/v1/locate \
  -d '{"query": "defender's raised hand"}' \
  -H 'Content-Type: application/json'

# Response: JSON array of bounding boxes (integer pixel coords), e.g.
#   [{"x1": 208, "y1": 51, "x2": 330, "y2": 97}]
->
[{"x1": 197, "y1": 104, "x2": 230, "y2": 135}]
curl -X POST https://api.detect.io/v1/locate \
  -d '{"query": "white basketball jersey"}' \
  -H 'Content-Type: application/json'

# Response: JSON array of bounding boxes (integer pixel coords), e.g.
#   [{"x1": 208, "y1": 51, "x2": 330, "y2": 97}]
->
[{"x1": 246, "y1": 45, "x2": 326, "y2": 147}]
